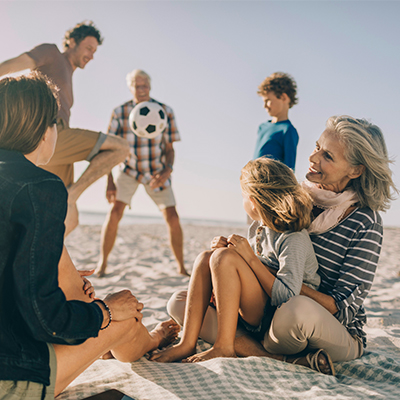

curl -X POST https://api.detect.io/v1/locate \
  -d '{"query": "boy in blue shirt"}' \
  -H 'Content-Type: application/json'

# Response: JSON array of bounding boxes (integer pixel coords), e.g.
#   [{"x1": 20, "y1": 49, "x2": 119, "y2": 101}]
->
[{"x1": 254, "y1": 72, "x2": 299, "y2": 170}]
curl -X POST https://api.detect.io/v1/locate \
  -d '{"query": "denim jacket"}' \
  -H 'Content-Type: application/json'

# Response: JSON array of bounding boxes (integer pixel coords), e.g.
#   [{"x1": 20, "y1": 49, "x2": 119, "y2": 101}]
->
[{"x1": 0, "y1": 150, "x2": 103, "y2": 386}]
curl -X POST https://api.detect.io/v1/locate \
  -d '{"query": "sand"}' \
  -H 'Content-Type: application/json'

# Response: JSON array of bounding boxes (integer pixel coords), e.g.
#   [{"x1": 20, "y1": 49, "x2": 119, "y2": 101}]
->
[
  {"x1": 65, "y1": 223, "x2": 248, "y2": 330},
  {"x1": 61, "y1": 223, "x2": 400, "y2": 399}
]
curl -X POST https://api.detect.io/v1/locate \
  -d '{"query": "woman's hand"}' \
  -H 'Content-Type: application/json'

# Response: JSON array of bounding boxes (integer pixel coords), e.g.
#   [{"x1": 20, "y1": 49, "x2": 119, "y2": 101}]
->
[
  {"x1": 210, "y1": 236, "x2": 228, "y2": 250},
  {"x1": 227, "y1": 234, "x2": 255, "y2": 264},
  {"x1": 103, "y1": 290, "x2": 144, "y2": 322},
  {"x1": 78, "y1": 269, "x2": 95, "y2": 299}
]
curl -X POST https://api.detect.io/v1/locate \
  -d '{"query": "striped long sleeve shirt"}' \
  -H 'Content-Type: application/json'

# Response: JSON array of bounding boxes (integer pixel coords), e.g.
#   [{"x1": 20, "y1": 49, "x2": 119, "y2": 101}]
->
[{"x1": 310, "y1": 207, "x2": 383, "y2": 347}]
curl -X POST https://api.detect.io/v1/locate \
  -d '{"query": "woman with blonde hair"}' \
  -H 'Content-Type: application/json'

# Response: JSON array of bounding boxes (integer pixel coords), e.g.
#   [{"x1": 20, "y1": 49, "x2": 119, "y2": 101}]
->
[{"x1": 151, "y1": 158, "x2": 327, "y2": 369}]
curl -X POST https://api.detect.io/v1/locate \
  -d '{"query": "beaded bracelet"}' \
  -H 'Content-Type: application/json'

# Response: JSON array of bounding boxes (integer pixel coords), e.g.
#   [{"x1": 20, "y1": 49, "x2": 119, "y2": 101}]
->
[{"x1": 95, "y1": 299, "x2": 112, "y2": 330}]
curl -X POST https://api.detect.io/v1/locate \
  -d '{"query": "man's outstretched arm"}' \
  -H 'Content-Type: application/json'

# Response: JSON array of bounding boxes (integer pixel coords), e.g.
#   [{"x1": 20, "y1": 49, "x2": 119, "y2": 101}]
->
[{"x1": 0, "y1": 53, "x2": 35, "y2": 77}]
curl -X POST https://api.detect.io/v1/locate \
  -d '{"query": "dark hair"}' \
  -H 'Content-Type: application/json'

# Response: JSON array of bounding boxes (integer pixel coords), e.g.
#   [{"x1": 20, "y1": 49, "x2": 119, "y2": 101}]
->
[
  {"x1": 0, "y1": 72, "x2": 59, "y2": 154},
  {"x1": 63, "y1": 21, "x2": 103, "y2": 49},
  {"x1": 241, "y1": 158, "x2": 312, "y2": 232},
  {"x1": 258, "y1": 72, "x2": 298, "y2": 108}
]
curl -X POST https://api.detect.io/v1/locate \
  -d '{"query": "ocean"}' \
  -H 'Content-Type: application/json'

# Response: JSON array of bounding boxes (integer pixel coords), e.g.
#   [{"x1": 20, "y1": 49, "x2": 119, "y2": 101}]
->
[{"x1": 79, "y1": 210, "x2": 247, "y2": 227}]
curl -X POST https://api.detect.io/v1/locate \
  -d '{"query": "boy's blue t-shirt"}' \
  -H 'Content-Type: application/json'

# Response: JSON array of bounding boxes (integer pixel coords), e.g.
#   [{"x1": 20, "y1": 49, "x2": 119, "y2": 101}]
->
[{"x1": 253, "y1": 120, "x2": 299, "y2": 170}]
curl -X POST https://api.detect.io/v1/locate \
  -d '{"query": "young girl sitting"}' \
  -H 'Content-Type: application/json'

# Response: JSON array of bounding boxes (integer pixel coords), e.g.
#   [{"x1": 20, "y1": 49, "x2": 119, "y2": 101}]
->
[{"x1": 151, "y1": 158, "x2": 321, "y2": 363}]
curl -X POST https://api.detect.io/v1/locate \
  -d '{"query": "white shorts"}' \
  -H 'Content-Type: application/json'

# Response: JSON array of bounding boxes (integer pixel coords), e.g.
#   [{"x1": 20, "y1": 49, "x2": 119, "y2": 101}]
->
[{"x1": 115, "y1": 170, "x2": 176, "y2": 210}]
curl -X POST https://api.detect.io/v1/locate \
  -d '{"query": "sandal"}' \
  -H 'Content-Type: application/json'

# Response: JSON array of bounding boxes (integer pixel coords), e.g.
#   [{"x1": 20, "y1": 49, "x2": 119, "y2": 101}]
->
[{"x1": 284, "y1": 349, "x2": 335, "y2": 376}]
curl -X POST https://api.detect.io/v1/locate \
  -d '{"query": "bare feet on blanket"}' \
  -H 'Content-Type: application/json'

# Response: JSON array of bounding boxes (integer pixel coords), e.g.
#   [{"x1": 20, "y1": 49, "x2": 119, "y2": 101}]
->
[
  {"x1": 183, "y1": 346, "x2": 236, "y2": 363},
  {"x1": 150, "y1": 319, "x2": 181, "y2": 350},
  {"x1": 150, "y1": 341, "x2": 196, "y2": 363}
]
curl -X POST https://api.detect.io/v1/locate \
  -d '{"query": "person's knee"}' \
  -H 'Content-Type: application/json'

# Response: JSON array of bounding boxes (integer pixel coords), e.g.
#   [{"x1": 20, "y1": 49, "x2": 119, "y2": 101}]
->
[
  {"x1": 110, "y1": 202, "x2": 126, "y2": 222},
  {"x1": 193, "y1": 250, "x2": 213, "y2": 273},
  {"x1": 263, "y1": 296, "x2": 316, "y2": 353},
  {"x1": 272, "y1": 296, "x2": 314, "y2": 332},
  {"x1": 111, "y1": 319, "x2": 146, "y2": 362},
  {"x1": 164, "y1": 207, "x2": 180, "y2": 227},
  {"x1": 209, "y1": 247, "x2": 236, "y2": 272},
  {"x1": 101, "y1": 135, "x2": 130, "y2": 158},
  {"x1": 167, "y1": 290, "x2": 187, "y2": 326}
]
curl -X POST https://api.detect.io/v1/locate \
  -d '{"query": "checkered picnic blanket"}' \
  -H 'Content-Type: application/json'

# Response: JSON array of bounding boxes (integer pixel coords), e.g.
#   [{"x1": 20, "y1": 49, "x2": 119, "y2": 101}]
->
[{"x1": 58, "y1": 340, "x2": 400, "y2": 400}]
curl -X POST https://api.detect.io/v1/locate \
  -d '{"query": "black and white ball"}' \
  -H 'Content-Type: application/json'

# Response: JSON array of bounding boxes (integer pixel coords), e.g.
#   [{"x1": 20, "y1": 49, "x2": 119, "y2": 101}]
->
[{"x1": 128, "y1": 101, "x2": 168, "y2": 139}]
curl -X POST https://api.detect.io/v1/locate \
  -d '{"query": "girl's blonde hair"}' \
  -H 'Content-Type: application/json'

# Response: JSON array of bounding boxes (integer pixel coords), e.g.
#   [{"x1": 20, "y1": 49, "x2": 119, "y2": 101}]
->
[{"x1": 241, "y1": 158, "x2": 312, "y2": 232}]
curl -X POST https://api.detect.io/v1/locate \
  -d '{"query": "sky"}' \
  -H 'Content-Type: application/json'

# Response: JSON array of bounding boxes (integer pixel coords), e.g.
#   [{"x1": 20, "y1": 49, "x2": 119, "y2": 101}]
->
[{"x1": 1, "y1": 0, "x2": 400, "y2": 226}]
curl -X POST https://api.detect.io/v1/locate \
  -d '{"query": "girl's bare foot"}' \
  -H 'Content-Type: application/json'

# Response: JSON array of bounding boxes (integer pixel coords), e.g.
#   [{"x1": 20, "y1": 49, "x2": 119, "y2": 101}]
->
[
  {"x1": 183, "y1": 346, "x2": 236, "y2": 363},
  {"x1": 150, "y1": 341, "x2": 196, "y2": 363},
  {"x1": 150, "y1": 319, "x2": 181, "y2": 350}
]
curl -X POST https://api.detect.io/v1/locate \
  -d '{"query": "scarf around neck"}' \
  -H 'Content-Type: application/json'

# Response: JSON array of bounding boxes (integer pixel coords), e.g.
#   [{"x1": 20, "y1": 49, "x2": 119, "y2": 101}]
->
[{"x1": 302, "y1": 180, "x2": 359, "y2": 235}]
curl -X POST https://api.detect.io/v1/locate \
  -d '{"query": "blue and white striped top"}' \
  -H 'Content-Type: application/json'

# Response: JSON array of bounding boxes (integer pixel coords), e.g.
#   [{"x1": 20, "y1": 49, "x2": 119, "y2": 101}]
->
[{"x1": 310, "y1": 207, "x2": 383, "y2": 347}]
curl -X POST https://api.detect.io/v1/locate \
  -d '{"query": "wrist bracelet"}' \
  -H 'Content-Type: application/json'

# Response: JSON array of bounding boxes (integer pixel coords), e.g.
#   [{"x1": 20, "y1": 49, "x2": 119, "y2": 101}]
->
[
  {"x1": 167, "y1": 163, "x2": 173, "y2": 172},
  {"x1": 95, "y1": 299, "x2": 112, "y2": 330}
]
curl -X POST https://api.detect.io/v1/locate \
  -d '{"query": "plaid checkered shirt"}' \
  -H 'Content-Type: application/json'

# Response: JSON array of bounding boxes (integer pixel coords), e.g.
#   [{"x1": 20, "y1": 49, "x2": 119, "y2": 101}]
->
[{"x1": 108, "y1": 98, "x2": 181, "y2": 187}]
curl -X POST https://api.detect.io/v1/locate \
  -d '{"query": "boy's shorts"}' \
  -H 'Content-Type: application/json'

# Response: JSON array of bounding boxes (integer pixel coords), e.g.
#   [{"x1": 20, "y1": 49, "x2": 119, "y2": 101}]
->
[
  {"x1": 0, "y1": 343, "x2": 57, "y2": 400},
  {"x1": 115, "y1": 170, "x2": 176, "y2": 210},
  {"x1": 41, "y1": 119, "x2": 107, "y2": 187}
]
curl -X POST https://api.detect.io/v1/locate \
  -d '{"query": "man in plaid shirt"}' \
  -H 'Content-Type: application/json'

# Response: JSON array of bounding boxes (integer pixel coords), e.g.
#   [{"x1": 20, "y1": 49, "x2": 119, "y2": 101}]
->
[{"x1": 96, "y1": 70, "x2": 188, "y2": 277}]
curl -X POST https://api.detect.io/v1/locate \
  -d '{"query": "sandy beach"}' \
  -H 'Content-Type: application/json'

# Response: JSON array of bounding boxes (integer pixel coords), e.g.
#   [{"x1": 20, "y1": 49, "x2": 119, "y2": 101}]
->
[{"x1": 60, "y1": 223, "x2": 400, "y2": 399}]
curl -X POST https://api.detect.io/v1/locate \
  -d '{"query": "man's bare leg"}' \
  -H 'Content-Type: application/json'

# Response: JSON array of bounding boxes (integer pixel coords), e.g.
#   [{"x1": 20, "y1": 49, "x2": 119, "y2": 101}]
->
[
  {"x1": 96, "y1": 200, "x2": 127, "y2": 277},
  {"x1": 161, "y1": 206, "x2": 188, "y2": 276},
  {"x1": 53, "y1": 316, "x2": 179, "y2": 397},
  {"x1": 65, "y1": 135, "x2": 129, "y2": 236}
]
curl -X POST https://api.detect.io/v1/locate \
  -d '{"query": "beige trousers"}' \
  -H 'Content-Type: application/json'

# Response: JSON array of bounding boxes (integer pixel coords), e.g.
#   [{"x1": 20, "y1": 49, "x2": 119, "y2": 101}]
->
[{"x1": 167, "y1": 291, "x2": 363, "y2": 362}]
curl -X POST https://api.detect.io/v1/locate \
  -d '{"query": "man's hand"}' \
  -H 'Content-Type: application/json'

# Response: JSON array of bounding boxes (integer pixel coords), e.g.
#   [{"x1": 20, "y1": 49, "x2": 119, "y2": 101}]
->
[
  {"x1": 103, "y1": 290, "x2": 144, "y2": 322},
  {"x1": 106, "y1": 175, "x2": 117, "y2": 203},
  {"x1": 149, "y1": 167, "x2": 172, "y2": 189},
  {"x1": 78, "y1": 269, "x2": 95, "y2": 299},
  {"x1": 210, "y1": 236, "x2": 228, "y2": 250}
]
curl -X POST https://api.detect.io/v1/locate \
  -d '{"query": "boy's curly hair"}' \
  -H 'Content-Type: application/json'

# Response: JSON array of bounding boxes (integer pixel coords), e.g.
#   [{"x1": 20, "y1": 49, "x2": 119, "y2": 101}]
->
[
  {"x1": 63, "y1": 21, "x2": 103, "y2": 49},
  {"x1": 258, "y1": 72, "x2": 298, "y2": 108},
  {"x1": 240, "y1": 158, "x2": 312, "y2": 232}
]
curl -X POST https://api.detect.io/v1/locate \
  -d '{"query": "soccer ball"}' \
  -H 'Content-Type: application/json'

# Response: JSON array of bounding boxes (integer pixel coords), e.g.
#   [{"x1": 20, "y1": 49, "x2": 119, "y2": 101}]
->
[{"x1": 128, "y1": 101, "x2": 168, "y2": 139}]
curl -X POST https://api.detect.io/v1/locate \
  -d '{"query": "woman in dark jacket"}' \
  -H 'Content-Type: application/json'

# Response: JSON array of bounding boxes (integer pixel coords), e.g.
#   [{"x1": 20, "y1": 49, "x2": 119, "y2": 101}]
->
[{"x1": 0, "y1": 73, "x2": 178, "y2": 399}]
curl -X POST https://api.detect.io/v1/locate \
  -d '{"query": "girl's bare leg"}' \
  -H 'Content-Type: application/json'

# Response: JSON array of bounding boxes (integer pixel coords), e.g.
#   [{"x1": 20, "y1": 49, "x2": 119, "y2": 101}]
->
[
  {"x1": 185, "y1": 247, "x2": 268, "y2": 362},
  {"x1": 150, "y1": 251, "x2": 214, "y2": 362}
]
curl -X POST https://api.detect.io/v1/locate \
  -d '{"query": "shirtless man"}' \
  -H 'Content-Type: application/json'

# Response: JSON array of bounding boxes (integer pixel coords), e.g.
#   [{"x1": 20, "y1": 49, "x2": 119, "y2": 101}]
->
[{"x1": 0, "y1": 21, "x2": 129, "y2": 235}]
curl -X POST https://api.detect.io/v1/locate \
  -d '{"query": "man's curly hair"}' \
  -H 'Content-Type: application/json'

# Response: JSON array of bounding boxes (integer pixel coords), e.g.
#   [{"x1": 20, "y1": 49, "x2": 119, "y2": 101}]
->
[
  {"x1": 258, "y1": 72, "x2": 298, "y2": 108},
  {"x1": 63, "y1": 21, "x2": 103, "y2": 49}
]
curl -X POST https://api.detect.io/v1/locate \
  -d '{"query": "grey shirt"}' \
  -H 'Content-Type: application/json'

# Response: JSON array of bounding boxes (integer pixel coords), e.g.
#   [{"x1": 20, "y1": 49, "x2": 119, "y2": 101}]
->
[{"x1": 248, "y1": 220, "x2": 320, "y2": 307}]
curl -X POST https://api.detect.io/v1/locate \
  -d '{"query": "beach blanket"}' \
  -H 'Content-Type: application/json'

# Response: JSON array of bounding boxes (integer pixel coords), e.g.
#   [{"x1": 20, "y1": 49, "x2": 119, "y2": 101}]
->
[
  {"x1": 58, "y1": 225, "x2": 400, "y2": 399},
  {"x1": 58, "y1": 343, "x2": 400, "y2": 400}
]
